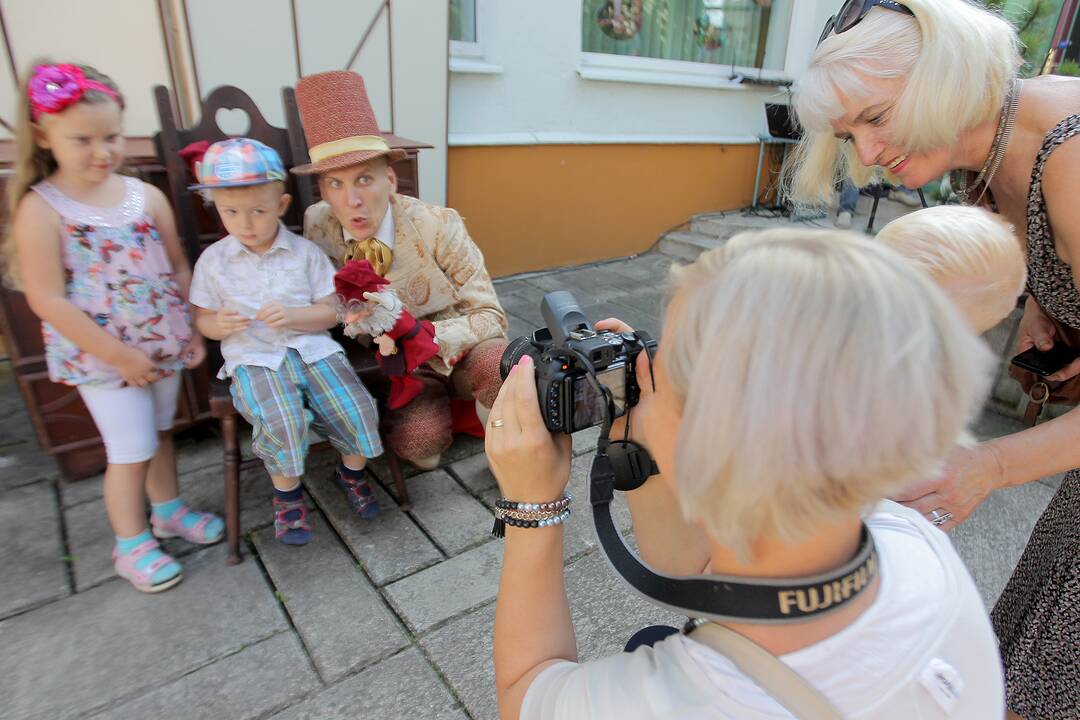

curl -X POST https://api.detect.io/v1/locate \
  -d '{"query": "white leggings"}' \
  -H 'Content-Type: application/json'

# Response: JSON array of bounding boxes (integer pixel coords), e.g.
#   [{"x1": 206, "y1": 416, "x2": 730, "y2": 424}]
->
[{"x1": 77, "y1": 373, "x2": 182, "y2": 464}]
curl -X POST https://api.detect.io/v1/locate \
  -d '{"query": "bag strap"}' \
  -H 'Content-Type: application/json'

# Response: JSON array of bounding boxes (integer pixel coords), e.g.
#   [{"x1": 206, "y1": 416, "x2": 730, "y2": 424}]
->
[
  {"x1": 1022, "y1": 381, "x2": 1049, "y2": 426},
  {"x1": 689, "y1": 622, "x2": 844, "y2": 720}
]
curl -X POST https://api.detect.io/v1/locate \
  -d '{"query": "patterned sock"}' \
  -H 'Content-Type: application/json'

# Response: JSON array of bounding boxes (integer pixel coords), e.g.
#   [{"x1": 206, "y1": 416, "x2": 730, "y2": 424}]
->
[
  {"x1": 116, "y1": 529, "x2": 181, "y2": 585},
  {"x1": 151, "y1": 497, "x2": 225, "y2": 542},
  {"x1": 273, "y1": 484, "x2": 310, "y2": 545}
]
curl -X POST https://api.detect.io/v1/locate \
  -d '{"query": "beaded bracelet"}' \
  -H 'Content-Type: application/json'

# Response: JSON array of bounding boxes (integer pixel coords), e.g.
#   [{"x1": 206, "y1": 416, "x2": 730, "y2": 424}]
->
[{"x1": 491, "y1": 493, "x2": 572, "y2": 538}]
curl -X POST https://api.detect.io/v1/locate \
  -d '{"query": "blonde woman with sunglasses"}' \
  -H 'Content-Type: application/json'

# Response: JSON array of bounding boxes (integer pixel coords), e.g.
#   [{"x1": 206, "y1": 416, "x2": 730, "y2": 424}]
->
[{"x1": 791, "y1": 2, "x2": 1080, "y2": 718}]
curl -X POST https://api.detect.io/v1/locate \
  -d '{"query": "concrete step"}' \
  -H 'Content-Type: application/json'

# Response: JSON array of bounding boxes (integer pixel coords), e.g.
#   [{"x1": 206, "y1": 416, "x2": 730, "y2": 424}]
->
[
  {"x1": 660, "y1": 211, "x2": 800, "y2": 261},
  {"x1": 659, "y1": 220, "x2": 772, "y2": 262},
  {"x1": 657, "y1": 231, "x2": 725, "y2": 262},
  {"x1": 690, "y1": 212, "x2": 791, "y2": 236}
]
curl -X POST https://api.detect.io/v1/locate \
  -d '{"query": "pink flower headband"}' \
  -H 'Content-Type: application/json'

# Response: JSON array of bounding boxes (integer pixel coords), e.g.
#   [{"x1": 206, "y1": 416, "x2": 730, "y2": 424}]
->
[{"x1": 28, "y1": 64, "x2": 121, "y2": 122}]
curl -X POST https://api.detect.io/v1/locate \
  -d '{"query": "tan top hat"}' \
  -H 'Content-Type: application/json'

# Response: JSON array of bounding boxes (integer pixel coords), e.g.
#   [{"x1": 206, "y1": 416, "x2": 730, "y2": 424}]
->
[{"x1": 291, "y1": 70, "x2": 407, "y2": 175}]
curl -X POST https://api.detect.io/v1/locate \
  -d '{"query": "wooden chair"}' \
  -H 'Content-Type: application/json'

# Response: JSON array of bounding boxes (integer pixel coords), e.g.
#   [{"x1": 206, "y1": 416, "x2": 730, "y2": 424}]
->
[{"x1": 152, "y1": 85, "x2": 410, "y2": 565}]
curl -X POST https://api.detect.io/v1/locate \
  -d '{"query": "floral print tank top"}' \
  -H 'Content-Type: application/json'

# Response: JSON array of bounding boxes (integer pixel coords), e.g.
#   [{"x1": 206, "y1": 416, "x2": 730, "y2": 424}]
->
[
  {"x1": 32, "y1": 176, "x2": 192, "y2": 387},
  {"x1": 1025, "y1": 114, "x2": 1080, "y2": 328}
]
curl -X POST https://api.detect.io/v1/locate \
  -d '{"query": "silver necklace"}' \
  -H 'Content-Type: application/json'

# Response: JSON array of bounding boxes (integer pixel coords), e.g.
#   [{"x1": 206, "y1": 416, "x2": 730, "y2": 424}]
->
[{"x1": 958, "y1": 78, "x2": 1022, "y2": 206}]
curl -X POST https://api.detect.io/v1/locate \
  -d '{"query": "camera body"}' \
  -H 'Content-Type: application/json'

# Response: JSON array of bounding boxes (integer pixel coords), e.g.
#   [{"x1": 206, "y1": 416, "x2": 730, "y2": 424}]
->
[{"x1": 500, "y1": 291, "x2": 655, "y2": 433}]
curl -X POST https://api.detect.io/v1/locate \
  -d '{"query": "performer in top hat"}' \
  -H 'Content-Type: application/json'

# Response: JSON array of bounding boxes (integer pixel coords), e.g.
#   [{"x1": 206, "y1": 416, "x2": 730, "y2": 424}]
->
[{"x1": 293, "y1": 70, "x2": 508, "y2": 470}]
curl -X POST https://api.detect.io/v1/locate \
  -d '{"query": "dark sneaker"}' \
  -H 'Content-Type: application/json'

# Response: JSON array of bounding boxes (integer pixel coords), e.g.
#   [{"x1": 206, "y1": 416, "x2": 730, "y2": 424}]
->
[
  {"x1": 334, "y1": 466, "x2": 380, "y2": 520},
  {"x1": 273, "y1": 497, "x2": 311, "y2": 545}
]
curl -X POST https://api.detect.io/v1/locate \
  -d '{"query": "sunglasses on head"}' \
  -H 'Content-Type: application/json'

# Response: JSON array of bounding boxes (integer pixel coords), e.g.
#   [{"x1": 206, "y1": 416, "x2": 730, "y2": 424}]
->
[{"x1": 818, "y1": 0, "x2": 915, "y2": 46}]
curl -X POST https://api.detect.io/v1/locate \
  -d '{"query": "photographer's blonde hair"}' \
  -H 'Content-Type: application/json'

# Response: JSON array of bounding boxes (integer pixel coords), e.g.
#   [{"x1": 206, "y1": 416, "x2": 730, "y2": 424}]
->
[
  {"x1": 661, "y1": 229, "x2": 994, "y2": 557},
  {"x1": 788, "y1": 0, "x2": 1021, "y2": 206},
  {"x1": 3, "y1": 60, "x2": 124, "y2": 287},
  {"x1": 878, "y1": 206, "x2": 1026, "y2": 333}
]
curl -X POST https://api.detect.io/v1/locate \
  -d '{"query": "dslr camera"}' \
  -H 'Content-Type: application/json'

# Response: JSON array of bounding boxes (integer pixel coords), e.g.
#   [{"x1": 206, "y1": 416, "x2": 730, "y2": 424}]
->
[{"x1": 500, "y1": 291, "x2": 656, "y2": 433}]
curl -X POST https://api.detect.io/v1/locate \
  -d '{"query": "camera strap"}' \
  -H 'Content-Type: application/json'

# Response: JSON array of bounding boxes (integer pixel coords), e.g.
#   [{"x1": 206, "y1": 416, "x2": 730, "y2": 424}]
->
[{"x1": 588, "y1": 334, "x2": 879, "y2": 624}]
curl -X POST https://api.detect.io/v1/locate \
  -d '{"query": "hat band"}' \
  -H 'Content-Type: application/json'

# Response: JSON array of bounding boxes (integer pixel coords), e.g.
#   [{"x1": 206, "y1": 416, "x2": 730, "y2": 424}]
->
[{"x1": 308, "y1": 135, "x2": 391, "y2": 164}]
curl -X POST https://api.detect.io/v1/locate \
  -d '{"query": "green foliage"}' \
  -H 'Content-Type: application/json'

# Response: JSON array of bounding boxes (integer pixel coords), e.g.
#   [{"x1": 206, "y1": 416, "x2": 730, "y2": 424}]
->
[
  {"x1": 979, "y1": 0, "x2": 1067, "y2": 76},
  {"x1": 1057, "y1": 58, "x2": 1080, "y2": 76}
]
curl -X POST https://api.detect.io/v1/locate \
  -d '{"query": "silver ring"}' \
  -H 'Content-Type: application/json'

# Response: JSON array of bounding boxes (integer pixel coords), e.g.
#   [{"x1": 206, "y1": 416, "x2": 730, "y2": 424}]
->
[
  {"x1": 491, "y1": 419, "x2": 504, "y2": 428},
  {"x1": 929, "y1": 508, "x2": 952, "y2": 526}
]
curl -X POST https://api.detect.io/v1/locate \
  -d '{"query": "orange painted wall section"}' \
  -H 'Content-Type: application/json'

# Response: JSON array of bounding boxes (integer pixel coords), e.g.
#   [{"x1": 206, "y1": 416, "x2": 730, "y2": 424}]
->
[{"x1": 447, "y1": 143, "x2": 766, "y2": 277}]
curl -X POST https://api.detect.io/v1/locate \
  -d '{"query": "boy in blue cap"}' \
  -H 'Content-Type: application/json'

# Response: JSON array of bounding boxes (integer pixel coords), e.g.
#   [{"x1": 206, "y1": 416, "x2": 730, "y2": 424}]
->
[{"x1": 189, "y1": 138, "x2": 383, "y2": 545}]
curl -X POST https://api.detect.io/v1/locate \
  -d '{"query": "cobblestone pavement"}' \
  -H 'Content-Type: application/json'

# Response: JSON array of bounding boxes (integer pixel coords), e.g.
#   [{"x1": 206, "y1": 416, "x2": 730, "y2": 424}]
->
[{"x1": 0, "y1": 251, "x2": 1058, "y2": 720}]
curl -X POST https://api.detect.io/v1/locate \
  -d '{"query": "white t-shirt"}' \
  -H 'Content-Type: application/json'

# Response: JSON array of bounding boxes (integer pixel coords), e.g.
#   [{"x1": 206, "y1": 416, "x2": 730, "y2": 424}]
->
[{"x1": 521, "y1": 502, "x2": 1004, "y2": 720}]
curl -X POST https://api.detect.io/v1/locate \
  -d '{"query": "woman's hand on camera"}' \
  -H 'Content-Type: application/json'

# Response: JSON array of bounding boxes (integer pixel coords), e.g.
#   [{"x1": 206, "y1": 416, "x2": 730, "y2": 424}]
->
[
  {"x1": 486, "y1": 354, "x2": 573, "y2": 503},
  {"x1": 595, "y1": 318, "x2": 654, "y2": 444}
]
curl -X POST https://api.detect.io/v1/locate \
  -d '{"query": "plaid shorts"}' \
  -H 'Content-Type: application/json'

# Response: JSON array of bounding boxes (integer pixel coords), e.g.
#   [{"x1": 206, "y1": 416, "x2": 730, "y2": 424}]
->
[{"x1": 231, "y1": 350, "x2": 382, "y2": 478}]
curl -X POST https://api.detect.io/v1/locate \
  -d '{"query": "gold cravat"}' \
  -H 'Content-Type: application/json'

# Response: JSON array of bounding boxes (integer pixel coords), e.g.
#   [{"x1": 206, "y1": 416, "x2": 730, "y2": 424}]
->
[{"x1": 348, "y1": 237, "x2": 394, "y2": 277}]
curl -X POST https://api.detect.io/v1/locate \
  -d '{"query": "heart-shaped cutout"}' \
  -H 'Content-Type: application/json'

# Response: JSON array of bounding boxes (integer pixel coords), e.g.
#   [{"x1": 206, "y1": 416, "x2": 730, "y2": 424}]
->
[{"x1": 215, "y1": 107, "x2": 251, "y2": 136}]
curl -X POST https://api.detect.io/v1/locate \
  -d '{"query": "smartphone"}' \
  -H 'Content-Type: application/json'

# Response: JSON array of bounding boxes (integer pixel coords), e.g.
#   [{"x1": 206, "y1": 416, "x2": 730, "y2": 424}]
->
[{"x1": 1010, "y1": 344, "x2": 1080, "y2": 377}]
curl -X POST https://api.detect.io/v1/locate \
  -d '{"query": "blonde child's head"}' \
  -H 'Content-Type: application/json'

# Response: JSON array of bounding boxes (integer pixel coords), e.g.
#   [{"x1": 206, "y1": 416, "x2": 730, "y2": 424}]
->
[
  {"x1": 192, "y1": 138, "x2": 291, "y2": 255},
  {"x1": 657, "y1": 228, "x2": 994, "y2": 557},
  {"x1": 5, "y1": 61, "x2": 124, "y2": 285},
  {"x1": 877, "y1": 206, "x2": 1025, "y2": 333}
]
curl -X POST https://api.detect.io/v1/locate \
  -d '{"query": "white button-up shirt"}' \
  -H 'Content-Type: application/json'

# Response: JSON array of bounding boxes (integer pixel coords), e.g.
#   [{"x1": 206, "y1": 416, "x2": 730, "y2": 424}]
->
[{"x1": 190, "y1": 224, "x2": 344, "y2": 378}]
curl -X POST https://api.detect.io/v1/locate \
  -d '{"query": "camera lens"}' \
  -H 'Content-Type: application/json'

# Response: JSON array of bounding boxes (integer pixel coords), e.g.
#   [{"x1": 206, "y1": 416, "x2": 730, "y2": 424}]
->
[{"x1": 500, "y1": 336, "x2": 539, "y2": 380}]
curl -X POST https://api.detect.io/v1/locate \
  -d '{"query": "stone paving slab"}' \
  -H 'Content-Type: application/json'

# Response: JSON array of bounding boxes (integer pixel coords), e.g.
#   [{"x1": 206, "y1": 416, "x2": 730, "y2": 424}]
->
[
  {"x1": 505, "y1": 313, "x2": 534, "y2": 341},
  {"x1": 58, "y1": 427, "x2": 311, "y2": 509},
  {"x1": 568, "y1": 453, "x2": 634, "y2": 533},
  {"x1": 420, "y1": 548, "x2": 683, "y2": 720},
  {"x1": 405, "y1": 469, "x2": 494, "y2": 555},
  {"x1": 449, "y1": 452, "x2": 498, "y2": 495},
  {"x1": 572, "y1": 426, "x2": 602, "y2": 456},
  {"x1": 418, "y1": 605, "x2": 500, "y2": 720},
  {"x1": 0, "y1": 543, "x2": 286, "y2": 720},
  {"x1": 253, "y1": 511, "x2": 409, "y2": 683},
  {"x1": 91, "y1": 632, "x2": 320, "y2": 720},
  {"x1": 609, "y1": 287, "x2": 666, "y2": 319},
  {"x1": 604, "y1": 254, "x2": 675, "y2": 284},
  {"x1": 494, "y1": 290, "x2": 546, "y2": 328},
  {"x1": 384, "y1": 539, "x2": 503, "y2": 634},
  {"x1": 0, "y1": 482, "x2": 68, "y2": 619},
  {"x1": 63, "y1": 463, "x2": 280, "y2": 592},
  {"x1": 368, "y1": 435, "x2": 488, "y2": 492},
  {"x1": 522, "y1": 265, "x2": 632, "y2": 304},
  {"x1": 64, "y1": 496, "x2": 123, "y2": 592},
  {"x1": 0, "y1": 440, "x2": 59, "y2": 491},
  {"x1": 305, "y1": 471, "x2": 442, "y2": 586},
  {"x1": 0, "y1": 405, "x2": 37, "y2": 447},
  {"x1": 268, "y1": 647, "x2": 466, "y2": 720}
]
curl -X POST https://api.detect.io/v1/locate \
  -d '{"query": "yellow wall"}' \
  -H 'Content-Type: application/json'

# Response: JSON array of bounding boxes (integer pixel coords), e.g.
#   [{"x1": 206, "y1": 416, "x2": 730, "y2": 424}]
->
[{"x1": 447, "y1": 143, "x2": 765, "y2": 277}]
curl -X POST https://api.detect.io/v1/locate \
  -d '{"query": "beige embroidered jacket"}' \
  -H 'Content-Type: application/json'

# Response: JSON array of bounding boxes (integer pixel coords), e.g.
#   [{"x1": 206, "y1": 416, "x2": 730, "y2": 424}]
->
[{"x1": 304, "y1": 194, "x2": 507, "y2": 375}]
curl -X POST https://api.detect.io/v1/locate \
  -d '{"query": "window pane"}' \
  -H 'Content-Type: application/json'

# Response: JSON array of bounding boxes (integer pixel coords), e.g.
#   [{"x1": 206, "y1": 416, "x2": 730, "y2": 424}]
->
[
  {"x1": 582, "y1": 0, "x2": 792, "y2": 71},
  {"x1": 451, "y1": 0, "x2": 477, "y2": 43}
]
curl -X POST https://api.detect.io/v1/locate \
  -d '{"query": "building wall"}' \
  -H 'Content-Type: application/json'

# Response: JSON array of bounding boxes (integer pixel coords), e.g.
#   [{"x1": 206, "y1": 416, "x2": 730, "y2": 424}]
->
[
  {"x1": 448, "y1": 142, "x2": 763, "y2": 278},
  {"x1": 447, "y1": 0, "x2": 831, "y2": 274},
  {"x1": 0, "y1": 0, "x2": 174, "y2": 137}
]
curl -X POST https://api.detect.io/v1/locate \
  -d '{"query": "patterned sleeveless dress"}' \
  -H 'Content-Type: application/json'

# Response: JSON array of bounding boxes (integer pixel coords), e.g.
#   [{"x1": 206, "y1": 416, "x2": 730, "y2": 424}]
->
[
  {"x1": 989, "y1": 115, "x2": 1080, "y2": 720},
  {"x1": 32, "y1": 176, "x2": 191, "y2": 388}
]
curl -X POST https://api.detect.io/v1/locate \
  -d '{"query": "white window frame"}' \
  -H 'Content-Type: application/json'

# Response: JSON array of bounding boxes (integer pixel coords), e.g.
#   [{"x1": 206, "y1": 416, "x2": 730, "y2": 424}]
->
[
  {"x1": 450, "y1": 0, "x2": 502, "y2": 74},
  {"x1": 577, "y1": 0, "x2": 799, "y2": 90}
]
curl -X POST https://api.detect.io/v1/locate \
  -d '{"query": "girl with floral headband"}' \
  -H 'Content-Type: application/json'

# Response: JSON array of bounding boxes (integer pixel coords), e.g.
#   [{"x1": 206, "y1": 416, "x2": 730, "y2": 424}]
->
[{"x1": 7, "y1": 61, "x2": 222, "y2": 593}]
